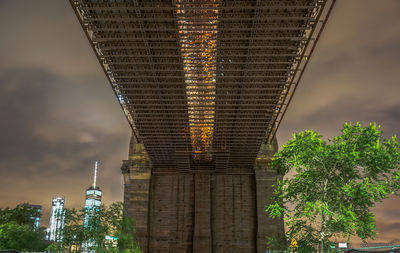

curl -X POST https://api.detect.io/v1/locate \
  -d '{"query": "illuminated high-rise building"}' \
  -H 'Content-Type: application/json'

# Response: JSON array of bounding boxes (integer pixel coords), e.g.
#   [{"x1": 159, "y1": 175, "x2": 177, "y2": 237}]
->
[
  {"x1": 83, "y1": 162, "x2": 102, "y2": 252},
  {"x1": 47, "y1": 197, "x2": 65, "y2": 242},
  {"x1": 29, "y1": 204, "x2": 42, "y2": 230},
  {"x1": 84, "y1": 161, "x2": 102, "y2": 228}
]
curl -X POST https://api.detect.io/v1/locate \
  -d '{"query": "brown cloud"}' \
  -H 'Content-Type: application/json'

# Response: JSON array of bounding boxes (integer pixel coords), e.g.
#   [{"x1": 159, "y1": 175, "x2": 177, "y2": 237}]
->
[{"x1": 0, "y1": 67, "x2": 130, "y2": 224}]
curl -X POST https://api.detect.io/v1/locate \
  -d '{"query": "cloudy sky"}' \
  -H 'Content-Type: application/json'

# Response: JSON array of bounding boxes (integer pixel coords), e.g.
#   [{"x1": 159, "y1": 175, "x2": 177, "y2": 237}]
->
[{"x1": 0, "y1": 0, "x2": 399, "y2": 245}]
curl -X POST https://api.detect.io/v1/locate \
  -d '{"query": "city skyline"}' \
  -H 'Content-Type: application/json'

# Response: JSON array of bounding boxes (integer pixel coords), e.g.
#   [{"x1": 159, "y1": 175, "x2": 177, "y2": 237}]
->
[{"x1": 0, "y1": 0, "x2": 399, "y2": 244}]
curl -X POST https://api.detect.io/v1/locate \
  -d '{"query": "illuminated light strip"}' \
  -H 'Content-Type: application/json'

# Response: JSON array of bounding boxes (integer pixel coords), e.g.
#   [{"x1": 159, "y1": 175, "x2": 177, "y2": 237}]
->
[{"x1": 176, "y1": 1, "x2": 218, "y2": 159}]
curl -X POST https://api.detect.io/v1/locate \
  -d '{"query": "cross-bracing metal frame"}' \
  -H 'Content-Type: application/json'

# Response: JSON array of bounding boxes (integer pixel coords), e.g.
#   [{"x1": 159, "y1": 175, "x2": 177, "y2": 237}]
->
[{"x1": 70, "y1": 0, "x2": 335, "y2": 173}]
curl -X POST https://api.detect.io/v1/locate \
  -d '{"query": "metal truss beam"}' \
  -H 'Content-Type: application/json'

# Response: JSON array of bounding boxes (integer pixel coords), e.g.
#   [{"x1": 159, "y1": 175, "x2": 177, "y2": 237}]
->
[{"x1": 70, "y1": 0, "x2": 336, "y2": 172}]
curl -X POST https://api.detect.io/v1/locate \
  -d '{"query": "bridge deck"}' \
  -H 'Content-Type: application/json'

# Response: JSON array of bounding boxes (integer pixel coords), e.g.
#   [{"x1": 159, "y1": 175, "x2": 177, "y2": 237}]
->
[{"x1": 70, "y1": 0, "x2": 334, "y2": 171}]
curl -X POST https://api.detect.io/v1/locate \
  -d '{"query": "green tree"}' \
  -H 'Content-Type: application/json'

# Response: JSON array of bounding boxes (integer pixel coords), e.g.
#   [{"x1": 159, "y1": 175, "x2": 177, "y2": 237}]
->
[
  {"x1": 266, "y1": 123, "x2": 400, "y2": 252},
  {"x1": 0, "y1": 203, "x2": 49, "y2": 251},
  {"x1": 0, "y1": 203, "x2": 40, "y2": 226},
  {"x1": 49, "y1": 201, "x2": 141, "y2": 252}
]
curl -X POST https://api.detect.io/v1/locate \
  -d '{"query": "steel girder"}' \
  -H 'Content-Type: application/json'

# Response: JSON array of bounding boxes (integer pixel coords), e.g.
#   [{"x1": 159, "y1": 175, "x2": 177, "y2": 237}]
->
[{"x1": 70, "y1": 0, "x2": 335, "y2": 172}]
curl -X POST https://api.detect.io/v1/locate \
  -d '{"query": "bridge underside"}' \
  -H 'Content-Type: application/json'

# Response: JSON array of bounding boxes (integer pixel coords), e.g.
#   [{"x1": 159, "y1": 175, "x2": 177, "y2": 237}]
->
[{"x1": 70, "y1": 0, "x2": 335, "y2": 251}]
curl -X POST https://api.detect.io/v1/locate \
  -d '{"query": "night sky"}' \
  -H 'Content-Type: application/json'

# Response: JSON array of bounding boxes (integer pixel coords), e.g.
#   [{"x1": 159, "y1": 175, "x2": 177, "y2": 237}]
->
[{"x1": 0, "y1": 0, "x2": 399, "y2": 244}]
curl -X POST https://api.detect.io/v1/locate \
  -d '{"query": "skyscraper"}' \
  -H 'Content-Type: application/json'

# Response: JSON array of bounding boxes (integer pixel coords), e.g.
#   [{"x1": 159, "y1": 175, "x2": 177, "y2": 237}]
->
[
  {"x1": 83, "y1": 162, "x2": 102, "y2": 252},
  {"x1": 29, "y1": 204, "x2": 42, "y2": 230},
  {"x1": 47, "y1": 197, "x2": 65, "y2": 242},
  {"x1": 84, "y1": 161, "x2": 102, "y2": 228}
]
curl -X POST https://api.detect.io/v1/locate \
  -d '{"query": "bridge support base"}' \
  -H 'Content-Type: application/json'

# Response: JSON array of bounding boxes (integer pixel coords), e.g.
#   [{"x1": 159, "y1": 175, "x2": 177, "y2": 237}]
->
[{"x1": 122, "y1": 136, "x2": 284, "y2": 253}]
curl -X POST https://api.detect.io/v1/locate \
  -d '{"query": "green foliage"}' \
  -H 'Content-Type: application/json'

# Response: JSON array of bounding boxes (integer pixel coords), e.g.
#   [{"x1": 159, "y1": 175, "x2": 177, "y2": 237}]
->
[
  {"x1": 0, "y1": 222, "x2": 49, "y2": 251},
  {"x1": 0, "y1": 203, "x2": 49, "y2": 251},
  {"x1": 0, "y1": 203, "x2": 40, "y2": 227},
  {"x1": 49, "y1": 201, "x2": 141, "y2": 252},
  {"x1": 266, "y1": 122, "x2": 400, "y2": 252}
]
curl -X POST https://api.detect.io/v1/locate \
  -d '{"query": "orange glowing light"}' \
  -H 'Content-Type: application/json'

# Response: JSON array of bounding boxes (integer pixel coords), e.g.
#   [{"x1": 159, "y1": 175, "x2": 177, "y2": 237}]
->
[{"x1": 176, "y1": 0, "x2": 218, "y2": 159}]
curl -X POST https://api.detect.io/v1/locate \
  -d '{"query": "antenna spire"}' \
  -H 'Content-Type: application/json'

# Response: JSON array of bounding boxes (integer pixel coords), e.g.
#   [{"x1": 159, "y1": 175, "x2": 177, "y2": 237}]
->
[{"x1": 93, "y1": 161, "x2": 98, "y2": 188}]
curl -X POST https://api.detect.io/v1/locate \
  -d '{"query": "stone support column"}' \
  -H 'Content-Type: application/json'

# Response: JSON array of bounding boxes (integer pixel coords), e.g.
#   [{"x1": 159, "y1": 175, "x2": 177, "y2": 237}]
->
[
  {"x1": 193, "y1": 173, "x2": 212, "y2": 252},
  {"x1": 211, "y1": 174, "x2": 257, "y2": 253},
  {"x1": 254, "y1": 137, "x2": 285, "y2": 253},
  {"x1": 121, "y1": 135, "x2": 151, "y2": 252},
  {"x1": 148, "y1": 174, "x2": 194, "y2": 253}
]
